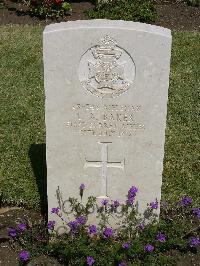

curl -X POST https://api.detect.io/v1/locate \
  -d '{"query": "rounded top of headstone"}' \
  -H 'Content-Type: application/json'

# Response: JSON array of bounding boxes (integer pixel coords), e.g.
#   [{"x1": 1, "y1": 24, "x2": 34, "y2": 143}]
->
[{"x1": 43, "y1": 19, "x2": 171, "y2": 38}]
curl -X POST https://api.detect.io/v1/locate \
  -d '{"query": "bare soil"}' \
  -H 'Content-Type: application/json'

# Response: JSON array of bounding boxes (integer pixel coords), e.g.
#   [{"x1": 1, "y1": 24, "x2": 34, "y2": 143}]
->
[
  {"x1": 0, "y1": 0, "x2": 200, "y2": 31},
  {"x1": 0, "y1": 207, "x2": 62, "y2": 265}
]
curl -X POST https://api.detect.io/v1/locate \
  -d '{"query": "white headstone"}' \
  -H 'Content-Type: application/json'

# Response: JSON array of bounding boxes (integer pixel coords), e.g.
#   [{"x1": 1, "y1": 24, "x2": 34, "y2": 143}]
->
[{"x1": 44, "y1": 20, "x2": 172, "y2": 230}]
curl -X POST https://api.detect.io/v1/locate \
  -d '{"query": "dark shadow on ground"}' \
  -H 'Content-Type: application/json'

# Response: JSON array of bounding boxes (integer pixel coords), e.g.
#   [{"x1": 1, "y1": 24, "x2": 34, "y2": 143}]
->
[{"x1": 29, "y1": 144, "x2": 47, "y2": 218}]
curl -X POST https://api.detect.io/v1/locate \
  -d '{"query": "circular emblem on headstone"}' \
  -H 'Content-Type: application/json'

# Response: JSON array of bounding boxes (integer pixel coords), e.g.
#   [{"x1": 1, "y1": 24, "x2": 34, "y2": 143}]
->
[{"x1": 79, "y1": 35, "x2": 136, "y2": 98}]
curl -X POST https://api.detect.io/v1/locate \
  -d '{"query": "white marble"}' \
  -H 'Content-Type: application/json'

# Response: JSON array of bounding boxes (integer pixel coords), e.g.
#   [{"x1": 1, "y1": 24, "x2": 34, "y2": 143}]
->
[{"x1": 44, "y1": 20, "x2": 172, "y2": 231}]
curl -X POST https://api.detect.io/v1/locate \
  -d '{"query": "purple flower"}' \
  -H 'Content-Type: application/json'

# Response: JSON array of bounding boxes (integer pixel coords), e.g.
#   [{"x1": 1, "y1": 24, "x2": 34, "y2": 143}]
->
[
  {"x1": 180, "y1": 196, "x2": 192, "y2": 206},
  {"x1": 192, "y1": 208, "x2": 200, "y2": 220},
  {"x1": 189, "y1": 237, "x2": 200, "y2": 248},
  {"x1": 47, "y1": 220, "x2": 55, "y2": 230},
  {"x1": 51, "y1": 207, "x2": 60, "y2": 214},
  {"x1": 128, "y1": 186, "x2": 138, "y2": 196},
  {"x1": 127, "y1": 196, "x2": 135, "y2": 205},
  {"x1": 18, "y1": 223, "x2": 26, "y2": 232},
  {"x1": 138, "y1": 223, "x2": 145, "y2": 230},
  {"x1": 76, "y1": 216, "x2": 87, "y2": 225},
  {"x1": 122, "y1": 240, "x2": 132, "y2": 249},
  {"x1": 157, "y1": 233, "x2": 166, "y2": 243},
  {"x1": 8, "y1": 227, "x2": 17, "y2": 238},
  {"x1": 119, "y1": 262, "x2": 127, "y2": 266},
  {"x1": 101, "y1": 199, "x2": 109, "y2": 206},
  {"x1": 127, "y1": 186, "x2": 138, "y2": 205},
  {"x1": 68, "y1": 220, "x2": 78, "y2": 231},
  {"x1": 88, "y1": 225, "x2": 97, "y2": 235},
  {"x1": 103, "y1": 227, "x2": 114, "y2": 238},
  {"x1": 79, "y1": 183, "x2": 85, "y2": 190},
  {"x1": 112, "y1": 200, "x2": 120, "y2": 208},
  {"x1": 145, "y1": 244, "x2": 154, "y2": 252},
  {"x1": 150, "y1": 201, "x2": 158, "y2": 209},
  {"x1": 87, "y1": 256, "x2": 95, "y2": 265},
  {"x1": 19, "y1": 250, "x2": 30, "y2": 262}
]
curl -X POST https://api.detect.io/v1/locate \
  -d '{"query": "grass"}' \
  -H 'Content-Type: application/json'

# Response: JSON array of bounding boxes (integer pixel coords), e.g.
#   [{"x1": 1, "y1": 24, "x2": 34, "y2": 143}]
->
[
  {"x1": 162, "y1": 31, "x2": 200, "y2": 204},
  {"x1": 0, "y1": 26, "x2": 45, "y2": 208},
  {"x1": 0, "y1": 26, "x2": 199, "y2": 210}
]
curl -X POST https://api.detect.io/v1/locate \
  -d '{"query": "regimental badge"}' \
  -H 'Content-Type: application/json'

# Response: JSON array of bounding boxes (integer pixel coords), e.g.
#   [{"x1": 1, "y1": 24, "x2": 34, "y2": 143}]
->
[{"x1": 79, "y1": 35, "x2": 135, "y2": 98}]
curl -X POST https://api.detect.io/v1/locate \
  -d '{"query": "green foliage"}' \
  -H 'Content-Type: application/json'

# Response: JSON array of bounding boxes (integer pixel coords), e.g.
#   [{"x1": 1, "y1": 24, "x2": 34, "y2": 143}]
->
[
  {"x1": 29, "y1": 0, "x2": 71, "y2": 19},
  {"x1": 85, "y1": 0, "x2": 157, "y2": 23},
  {"x1": 47, "y1": 193, "x2": 200, "y2": 266},
  {"x1": 186, "y1": 0, "x2": 200, "y2": 7},
  {"x1": 8, "y1": 192, "x2": 200, "y2": 265}
]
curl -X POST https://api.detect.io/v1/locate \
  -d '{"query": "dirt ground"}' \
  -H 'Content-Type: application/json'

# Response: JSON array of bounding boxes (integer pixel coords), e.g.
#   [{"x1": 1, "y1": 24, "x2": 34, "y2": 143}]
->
[
  {"x1": 0, "y1": 207, "x2": 200, "y2": 265},
  {"x1": 0, "y1": 0, "x2": 200, "y2": 31},
  {"x1": 0, "y1": 207, "x2": 62, "y2": 265}
]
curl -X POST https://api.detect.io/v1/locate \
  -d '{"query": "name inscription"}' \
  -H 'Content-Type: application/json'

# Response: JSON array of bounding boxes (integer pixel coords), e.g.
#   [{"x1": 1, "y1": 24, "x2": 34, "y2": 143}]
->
[{"x1": 66, "y1": 104, "x2": 145, "y2": 137}]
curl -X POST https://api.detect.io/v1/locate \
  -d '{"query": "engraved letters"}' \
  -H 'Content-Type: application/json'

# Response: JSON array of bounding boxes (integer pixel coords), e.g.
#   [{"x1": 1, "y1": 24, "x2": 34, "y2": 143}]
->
[{"x1": 66, "y1": 104, "x2": 145, "y2": 137}]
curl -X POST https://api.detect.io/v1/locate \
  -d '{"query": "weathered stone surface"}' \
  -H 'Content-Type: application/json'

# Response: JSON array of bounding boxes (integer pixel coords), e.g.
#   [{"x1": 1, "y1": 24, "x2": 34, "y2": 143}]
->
[{"x1": 44, "y1": 20, "x2": 172, "y2": 231}]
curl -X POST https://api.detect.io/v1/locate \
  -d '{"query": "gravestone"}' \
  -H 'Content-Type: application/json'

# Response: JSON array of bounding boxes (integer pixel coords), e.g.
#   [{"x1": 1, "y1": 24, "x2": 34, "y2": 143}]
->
[{"x1": 44, "y1": 20, "x2": 172, "y2": 230}]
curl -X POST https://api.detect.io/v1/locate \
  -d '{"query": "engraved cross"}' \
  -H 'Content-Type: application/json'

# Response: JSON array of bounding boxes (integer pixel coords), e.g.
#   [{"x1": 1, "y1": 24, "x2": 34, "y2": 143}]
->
[{"x1": 84, "y1": 142, "x2": 125, "y2": 198}]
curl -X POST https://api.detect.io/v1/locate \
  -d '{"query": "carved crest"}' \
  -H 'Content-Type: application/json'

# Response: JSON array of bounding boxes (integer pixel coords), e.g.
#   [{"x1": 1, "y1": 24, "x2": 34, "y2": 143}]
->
[{"x1": 79, "y1": 35, "x2": 135, "y2": 98}]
